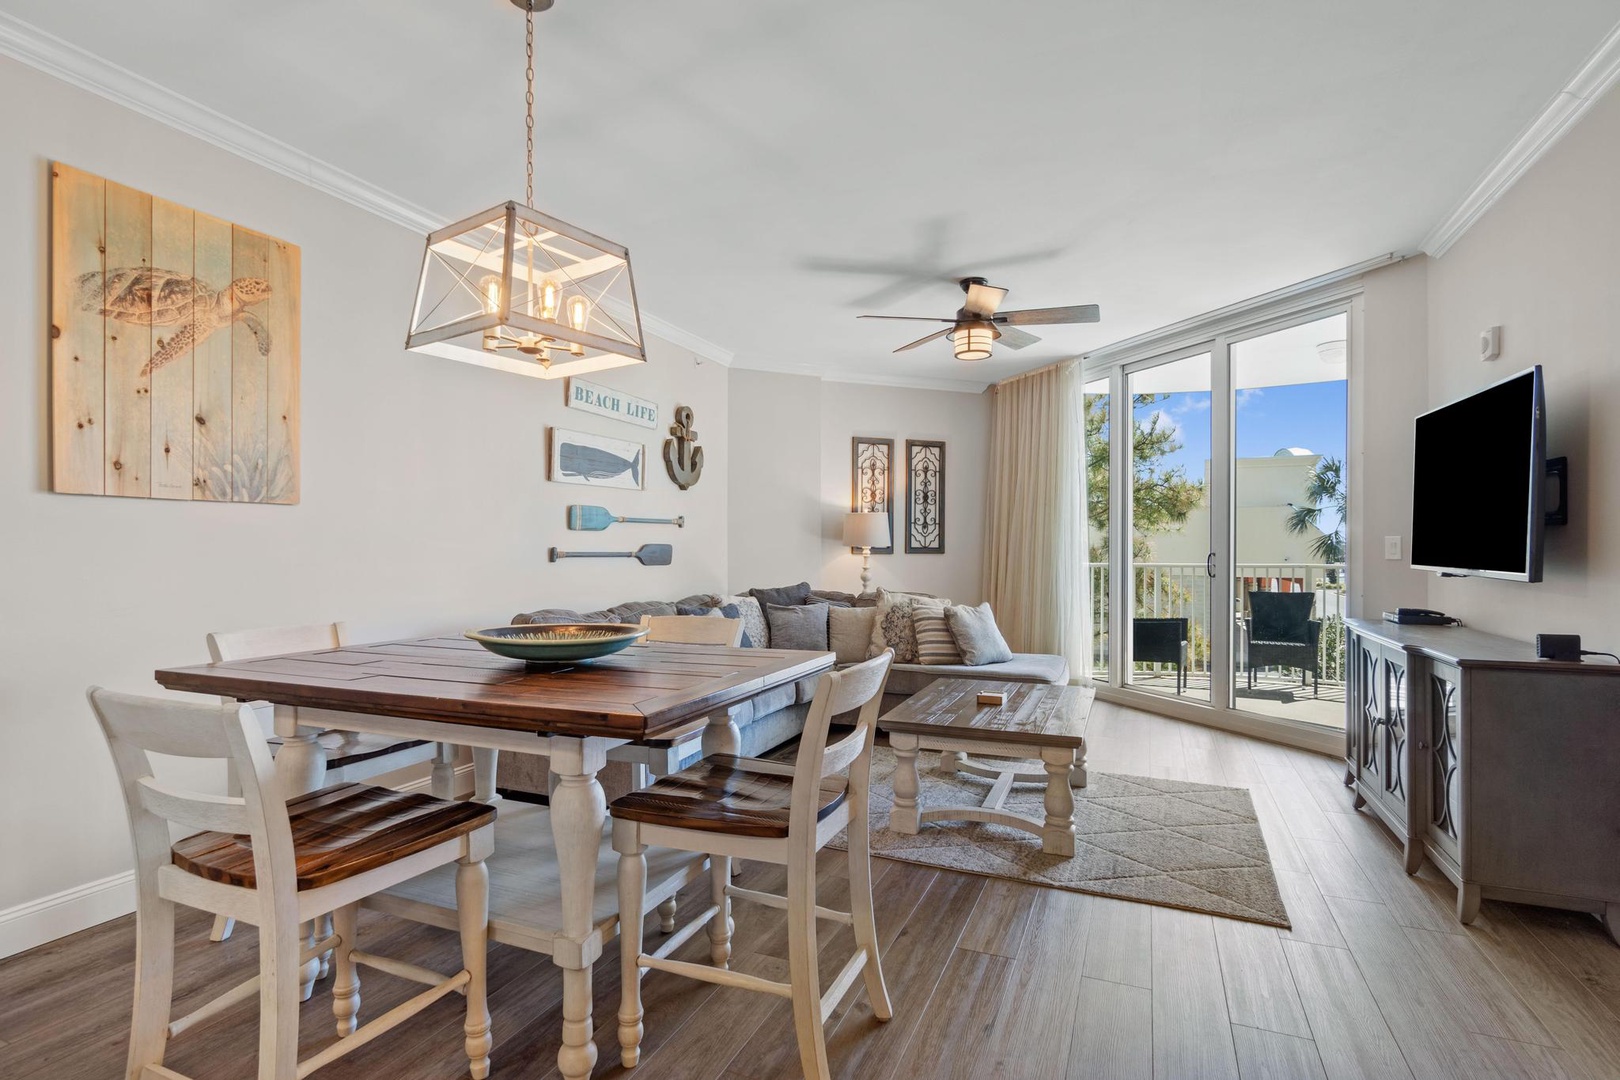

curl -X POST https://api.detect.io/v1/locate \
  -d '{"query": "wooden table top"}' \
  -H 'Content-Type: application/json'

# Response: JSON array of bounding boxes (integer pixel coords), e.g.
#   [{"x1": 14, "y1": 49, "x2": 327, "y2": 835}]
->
[
  {"x1": 155, "y1": 637, "x2": 835, "y2": 741},
  {"x1": 877, "y1": 678, "x2": 1090, "y2": 749}
]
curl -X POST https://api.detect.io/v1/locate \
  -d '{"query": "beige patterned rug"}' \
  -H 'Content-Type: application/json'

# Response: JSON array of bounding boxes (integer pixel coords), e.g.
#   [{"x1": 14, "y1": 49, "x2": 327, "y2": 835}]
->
[{"x1": 829, "y1": 746, "x2": 1290, "y2": 928}]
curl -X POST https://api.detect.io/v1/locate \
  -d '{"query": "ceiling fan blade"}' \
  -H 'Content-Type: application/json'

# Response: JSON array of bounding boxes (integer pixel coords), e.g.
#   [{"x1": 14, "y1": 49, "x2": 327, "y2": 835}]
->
[
  {"x1": 962, "y1": 282, "x2": 1008, "y2": 317},
  {"x1": 997, "y1": 304, "x2": 1101, "y2": 326},
  {"x1": 995, "y1": 324, "x2": 1041, "y2": 350},
  {"x1": 857, "y1": 314, "x2": 955, "y2": 322},
  {"x1": 894, "y1": 328, "x2": 953, "y2": 353}
]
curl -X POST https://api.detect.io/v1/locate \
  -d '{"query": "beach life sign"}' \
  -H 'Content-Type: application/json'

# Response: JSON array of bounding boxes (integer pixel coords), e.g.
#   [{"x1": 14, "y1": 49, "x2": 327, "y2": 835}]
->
[{"x1": 565, "y1": 377, "x2": 658, "y2": 429}]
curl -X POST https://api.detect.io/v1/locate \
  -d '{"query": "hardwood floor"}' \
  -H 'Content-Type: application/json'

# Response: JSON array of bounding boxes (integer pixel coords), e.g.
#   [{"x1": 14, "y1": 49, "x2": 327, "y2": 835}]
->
[{"x1": 5, "y1": 701, "x2": 1619, "y2": 1079}]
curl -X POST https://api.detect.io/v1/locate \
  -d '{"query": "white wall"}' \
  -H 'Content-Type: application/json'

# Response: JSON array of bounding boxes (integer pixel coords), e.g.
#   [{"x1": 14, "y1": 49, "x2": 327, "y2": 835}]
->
[
  {"x1": 1353, "y1": 255, "x2": 1434, "y2": 619},
  {"x1": 1421, "y1": 84, "x2": 1620, "y2": 640},
  {"x1": 728, "y1": 373, "x2": 991, "y2": 602},
  {"x1": 0, "y1": 56, "x2": 731, "y2": 952}
]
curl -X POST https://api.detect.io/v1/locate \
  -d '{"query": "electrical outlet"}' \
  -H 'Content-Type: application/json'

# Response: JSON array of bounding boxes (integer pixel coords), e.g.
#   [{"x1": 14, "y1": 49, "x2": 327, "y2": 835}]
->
[{"x1": 1384, "y1": 536, "x2": 1402, "y2": 560}]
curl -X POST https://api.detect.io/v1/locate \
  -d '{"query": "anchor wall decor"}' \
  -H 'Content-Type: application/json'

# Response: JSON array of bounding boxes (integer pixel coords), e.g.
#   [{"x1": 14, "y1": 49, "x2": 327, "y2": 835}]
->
[{"x1": 662, "y1": 405, "x2": 704, "y2": 490}]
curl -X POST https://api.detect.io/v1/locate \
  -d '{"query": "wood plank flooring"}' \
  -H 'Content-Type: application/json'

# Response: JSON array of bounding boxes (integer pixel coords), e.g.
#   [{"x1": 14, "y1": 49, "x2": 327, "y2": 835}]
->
[{"x1": 4, "y1": 701, "x2": 1619, "y2": 1079}]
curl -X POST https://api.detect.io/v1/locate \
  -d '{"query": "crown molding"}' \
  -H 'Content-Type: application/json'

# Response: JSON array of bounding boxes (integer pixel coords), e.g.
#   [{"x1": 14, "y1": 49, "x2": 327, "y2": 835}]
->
[
  {"x1": 1422, "y1": 19, "x2": 1620, "y2": 258},
  {"x1": 0, "y1": 10, "x2": 736, "y2": 367},
  {"x1": 730, "y1": 359, "x2": 991, "y2": 394}
]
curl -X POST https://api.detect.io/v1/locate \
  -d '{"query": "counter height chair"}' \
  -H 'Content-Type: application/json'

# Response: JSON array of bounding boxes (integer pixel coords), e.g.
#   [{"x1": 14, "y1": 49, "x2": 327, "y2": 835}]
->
[
  {"x1": 205, "y1": 621, "x2": 501, "y2": 946},
  {"x1": 638, "y1": 613, "x2": 746, "y2": 648},
  {"x1": 610, "y1": 651, "x2": 895, "y2": 1080},
  {"x1": 89, "y1": 687, "x2": 495, "y2": 1080}
]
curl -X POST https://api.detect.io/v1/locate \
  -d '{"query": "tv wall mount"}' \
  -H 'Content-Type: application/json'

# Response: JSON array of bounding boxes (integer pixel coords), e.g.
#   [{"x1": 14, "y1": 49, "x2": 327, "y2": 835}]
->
[{"x1": 1546, "y1": 456, "x2": 1568, "y2": 527}]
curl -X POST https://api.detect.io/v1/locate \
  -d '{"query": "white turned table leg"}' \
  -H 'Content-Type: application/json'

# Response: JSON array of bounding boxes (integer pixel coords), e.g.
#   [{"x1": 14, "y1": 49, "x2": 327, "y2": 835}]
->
[
  {"x1": 890, "y1": 733, "x2": 922, "y2": 835},
  {"x1": 548, "y1": 736, "x2": 608, "y2": 1080},
  {"x1": 1040, "y1": 747, "x2": 1077, "y2": 857},
  {"x1": 701, "y1": 710, "x2": 741, "y2": 758},
  {"x1": 430, "y1": 742, "x2": 456, "y2": 800},
  {"x1": 273, "y1": 706, "x2": 328, "y2": 1002},
  {"x1": 472, "y1": 747, "x2": 500, "y2": 803},
  {"x1": 936, "y1": 748, "x2": 964, "y2": 777}
]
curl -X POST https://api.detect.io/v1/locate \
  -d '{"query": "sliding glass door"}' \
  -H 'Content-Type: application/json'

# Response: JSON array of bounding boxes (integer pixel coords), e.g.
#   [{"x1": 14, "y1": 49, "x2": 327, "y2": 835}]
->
[{"x1": 1094, "y1": 303, "x2": 1352, "y2": 741}]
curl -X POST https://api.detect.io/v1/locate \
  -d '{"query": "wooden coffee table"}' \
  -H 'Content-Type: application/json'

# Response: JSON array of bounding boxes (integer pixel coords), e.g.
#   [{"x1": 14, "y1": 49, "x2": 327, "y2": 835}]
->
[{"x1": 878, "y1": 678, "x2": 1090, "y2": 857}]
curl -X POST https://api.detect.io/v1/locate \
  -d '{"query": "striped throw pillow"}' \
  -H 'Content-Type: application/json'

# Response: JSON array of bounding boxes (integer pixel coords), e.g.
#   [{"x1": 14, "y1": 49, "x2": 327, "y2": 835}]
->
[{"x1": 912, "y1": 602, "x2": 962, "y2": 665}]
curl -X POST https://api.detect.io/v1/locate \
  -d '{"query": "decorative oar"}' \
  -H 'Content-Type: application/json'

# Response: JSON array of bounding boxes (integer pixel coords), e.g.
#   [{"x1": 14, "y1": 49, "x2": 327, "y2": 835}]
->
[
  {"x1": 549, "y1": 544, "x2": 673, "y2": 566},
  {"x1": 567, "y1": 505, "x2": 685, "y2": 531}
]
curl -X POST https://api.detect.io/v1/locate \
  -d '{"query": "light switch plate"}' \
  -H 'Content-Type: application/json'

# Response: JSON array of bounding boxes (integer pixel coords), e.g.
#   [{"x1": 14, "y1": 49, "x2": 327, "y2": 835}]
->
[{"x1": 1384, "y1": 535, "x2": 1402, "y2": 560}]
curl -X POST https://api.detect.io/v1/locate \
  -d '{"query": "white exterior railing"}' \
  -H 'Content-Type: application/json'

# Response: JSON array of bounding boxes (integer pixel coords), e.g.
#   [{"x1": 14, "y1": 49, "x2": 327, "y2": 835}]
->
[{"x1": 1088, "y1": 561, "x2": 1348, "y2": 682}]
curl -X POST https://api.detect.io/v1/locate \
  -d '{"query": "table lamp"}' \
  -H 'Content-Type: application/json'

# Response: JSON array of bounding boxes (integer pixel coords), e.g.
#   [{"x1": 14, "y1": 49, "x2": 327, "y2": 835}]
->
[{"x1": 843, "y1": 511, "x2": 891, "y2": 594}]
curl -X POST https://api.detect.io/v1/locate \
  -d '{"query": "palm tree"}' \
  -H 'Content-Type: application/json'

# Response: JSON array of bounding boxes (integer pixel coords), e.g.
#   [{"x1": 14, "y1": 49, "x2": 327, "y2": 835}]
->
[{"x1": 1286, "y1": 456, "x2": 1346, "y2": 568}]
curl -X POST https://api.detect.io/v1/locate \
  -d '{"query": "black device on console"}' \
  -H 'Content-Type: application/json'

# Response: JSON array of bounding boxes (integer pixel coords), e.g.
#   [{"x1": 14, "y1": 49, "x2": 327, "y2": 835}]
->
[{"x1": 1383, "y1": 608, "x2": 1458, "y2": 626}]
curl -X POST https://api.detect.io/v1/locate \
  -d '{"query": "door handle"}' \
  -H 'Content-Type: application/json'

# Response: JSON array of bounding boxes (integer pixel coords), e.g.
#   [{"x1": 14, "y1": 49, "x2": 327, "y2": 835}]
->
[{"x1": 1206, "y1": 552, "x2": 1217, "y2": 578}]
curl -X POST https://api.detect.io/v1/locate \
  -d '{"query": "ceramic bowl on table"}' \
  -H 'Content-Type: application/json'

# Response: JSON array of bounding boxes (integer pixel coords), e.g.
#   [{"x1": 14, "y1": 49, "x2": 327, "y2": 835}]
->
[{"x1": 464, "y1": 623, "x2": 647, "y2": 665}]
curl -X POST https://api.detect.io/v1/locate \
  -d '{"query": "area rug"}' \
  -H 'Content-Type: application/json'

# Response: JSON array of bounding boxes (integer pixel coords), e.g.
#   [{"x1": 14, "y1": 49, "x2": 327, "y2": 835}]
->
[{"x1": 828, "y1": 746, "x2": 1291, "y2": 928}]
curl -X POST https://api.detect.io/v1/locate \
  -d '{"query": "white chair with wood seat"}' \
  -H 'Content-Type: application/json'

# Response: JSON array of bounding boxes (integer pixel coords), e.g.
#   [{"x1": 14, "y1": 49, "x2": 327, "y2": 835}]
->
[
  {"x1": 205, "y1": 621, "x2": 499, "y2": 944},
  {"x1": 637, "y1": 613, "x2": 746, "y2": 648},
  {"x1": 90, "y1": 688, "x2": 495, "y2": 1080},
  {"x1": 611, "y1": 650, "x2": 895, "y2": 1080}
]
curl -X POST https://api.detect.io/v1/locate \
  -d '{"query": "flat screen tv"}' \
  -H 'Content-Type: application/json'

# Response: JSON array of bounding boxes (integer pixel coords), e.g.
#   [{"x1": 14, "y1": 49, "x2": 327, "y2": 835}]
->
[{"x1": 1411, "y1": 365, "x2": 1546, "y2": 582}]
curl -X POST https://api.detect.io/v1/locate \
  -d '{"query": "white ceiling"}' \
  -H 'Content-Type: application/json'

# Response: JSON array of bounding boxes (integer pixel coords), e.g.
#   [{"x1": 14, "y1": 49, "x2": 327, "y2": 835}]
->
[{"x1": 5, "y1": 1, "x2": 1616, "y2": 391}]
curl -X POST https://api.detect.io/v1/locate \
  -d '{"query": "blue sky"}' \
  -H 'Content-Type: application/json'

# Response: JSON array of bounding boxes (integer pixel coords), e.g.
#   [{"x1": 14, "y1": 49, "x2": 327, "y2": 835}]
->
[{"x1": 1134, "y1": 380, "x2": 1348, "y2": 531}]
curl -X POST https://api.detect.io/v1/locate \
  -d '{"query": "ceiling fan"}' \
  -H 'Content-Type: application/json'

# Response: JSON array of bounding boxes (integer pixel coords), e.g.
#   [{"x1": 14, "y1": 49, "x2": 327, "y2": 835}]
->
[{"x1": 858, "y1": 277, "x2": 1100, "y2": 361}]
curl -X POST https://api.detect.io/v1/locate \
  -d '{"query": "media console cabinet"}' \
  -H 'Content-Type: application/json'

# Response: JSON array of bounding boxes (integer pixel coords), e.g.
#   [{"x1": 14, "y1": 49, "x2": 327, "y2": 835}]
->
[{"x1": 1344, "y1": 619, "x2": 1620, "y2": 942}]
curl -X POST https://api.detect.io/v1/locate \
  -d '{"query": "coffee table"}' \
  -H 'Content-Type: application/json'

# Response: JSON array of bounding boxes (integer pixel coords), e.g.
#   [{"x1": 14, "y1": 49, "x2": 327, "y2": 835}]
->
[{"x1": 878, "y1": 678, "x2": 1090, "y2": 857}]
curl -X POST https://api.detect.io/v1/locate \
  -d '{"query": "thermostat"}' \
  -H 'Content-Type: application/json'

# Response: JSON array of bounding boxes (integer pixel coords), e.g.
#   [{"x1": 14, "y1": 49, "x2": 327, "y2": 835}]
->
[{"x1": 1480, "y1": 325, "x2": 1501, "y2": 362}]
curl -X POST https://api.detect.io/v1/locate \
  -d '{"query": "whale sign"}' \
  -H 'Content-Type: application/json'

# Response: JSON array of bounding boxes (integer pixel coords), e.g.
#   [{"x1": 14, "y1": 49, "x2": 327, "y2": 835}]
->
[
  {"x1": 564, "y1": 377, "x2": 658, "y2": 430},
  {"x1": 549, "y1": 427, "x2": 646, "y2": 491}
]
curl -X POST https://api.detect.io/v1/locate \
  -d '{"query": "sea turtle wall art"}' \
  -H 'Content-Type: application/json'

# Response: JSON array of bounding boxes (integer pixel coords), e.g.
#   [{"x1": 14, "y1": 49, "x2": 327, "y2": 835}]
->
[{"x1": 50, "y1": 163, "x2": 300, "y2": 503}]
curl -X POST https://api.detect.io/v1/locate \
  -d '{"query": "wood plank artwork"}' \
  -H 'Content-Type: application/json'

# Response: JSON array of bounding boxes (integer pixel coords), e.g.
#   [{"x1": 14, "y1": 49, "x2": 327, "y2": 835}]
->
[
  {"x1": 49, "y1": 162, "x2": 300, "y2": 502},
  {"x1": 851, "y1": 436, "x2": 894, "y2": 555}
]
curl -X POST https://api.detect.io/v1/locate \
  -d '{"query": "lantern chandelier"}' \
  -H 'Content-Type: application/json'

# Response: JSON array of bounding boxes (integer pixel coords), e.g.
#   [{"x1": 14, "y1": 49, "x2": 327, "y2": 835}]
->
[{"x1": 406, "y1": 0, "x2": 645, "y2": 379}]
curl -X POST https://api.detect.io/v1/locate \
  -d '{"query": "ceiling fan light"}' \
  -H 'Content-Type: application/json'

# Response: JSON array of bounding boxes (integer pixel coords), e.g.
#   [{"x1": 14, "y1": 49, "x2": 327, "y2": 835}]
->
[{"x1": 951, "y1": 323, "x2": 996, "y2": 362}]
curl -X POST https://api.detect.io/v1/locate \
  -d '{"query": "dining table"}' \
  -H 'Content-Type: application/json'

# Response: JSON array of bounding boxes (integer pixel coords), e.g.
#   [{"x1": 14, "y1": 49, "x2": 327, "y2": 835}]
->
[{"x1": 155, "y1": 634, "x2": 835, "y2": 1080}]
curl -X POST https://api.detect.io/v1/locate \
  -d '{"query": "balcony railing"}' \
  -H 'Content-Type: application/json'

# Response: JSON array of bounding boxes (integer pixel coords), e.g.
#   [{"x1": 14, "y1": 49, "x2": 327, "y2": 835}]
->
[{"x1": 1088, "y1": 561, "x2": 1348, "y2": 684}]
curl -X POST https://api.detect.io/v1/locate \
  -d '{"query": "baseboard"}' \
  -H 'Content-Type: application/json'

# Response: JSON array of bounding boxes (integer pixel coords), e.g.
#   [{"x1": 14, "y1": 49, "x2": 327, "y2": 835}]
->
[
  {"x1": 0, "y1": 762, "x2": 477, "y2": 961},
  {"x1": 0, "y1": 870, "x2": 137, "y2": 960}
]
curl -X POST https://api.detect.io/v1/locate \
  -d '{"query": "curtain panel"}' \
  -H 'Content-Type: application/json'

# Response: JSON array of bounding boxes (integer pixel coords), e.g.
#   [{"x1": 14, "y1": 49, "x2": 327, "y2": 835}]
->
[{"x1": 982, "y1": 361, "x2": 1090, "y2": 680}]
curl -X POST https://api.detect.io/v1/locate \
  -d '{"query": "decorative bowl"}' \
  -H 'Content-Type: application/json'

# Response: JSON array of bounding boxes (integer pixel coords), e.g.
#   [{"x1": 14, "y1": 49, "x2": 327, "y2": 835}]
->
[{"x1": 464, "y1": 623, "x2": 647, "y2": 665}]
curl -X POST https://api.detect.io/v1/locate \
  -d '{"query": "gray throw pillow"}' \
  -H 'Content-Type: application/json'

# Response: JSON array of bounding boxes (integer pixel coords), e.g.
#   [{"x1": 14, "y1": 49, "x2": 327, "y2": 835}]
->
[
  {"x1": 749, "y1": 581, "x2": 813, "y2": 610},
  {"x1": 828, "y1": 605, "x2": 878, "y2": 664},
  {"x1": 946, "y1": 602, "x2": 1013, "y2": 665},
  {"x1": 766, "y1": 601, "x2": 830, "y2": 652}
]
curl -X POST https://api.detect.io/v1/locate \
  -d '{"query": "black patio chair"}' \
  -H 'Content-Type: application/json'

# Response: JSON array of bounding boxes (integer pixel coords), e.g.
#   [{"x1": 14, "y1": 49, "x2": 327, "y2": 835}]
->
[
  {"x1": 1245, "y1": 591, "x2": 1321, "y2": 696},
  {"x1": 1133, "y1": 617, "x2": 1189, "y2": 695}
]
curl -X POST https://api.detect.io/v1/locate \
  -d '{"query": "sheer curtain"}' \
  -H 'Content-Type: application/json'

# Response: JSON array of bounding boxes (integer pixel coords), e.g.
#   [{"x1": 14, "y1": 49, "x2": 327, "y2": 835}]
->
[{"x1": 982, "y1": 360, "x2": 1091, "y2": 682}]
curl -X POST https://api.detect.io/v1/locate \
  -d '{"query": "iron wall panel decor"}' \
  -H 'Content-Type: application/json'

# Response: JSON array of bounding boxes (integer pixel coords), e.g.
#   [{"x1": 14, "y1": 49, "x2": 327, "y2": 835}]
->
[
  {"x1": 905, "y1": 439, "x2": 946, "y2": 554},
  {"x1": 851, "y1": 436, "x2": 894, "y2": 555}
]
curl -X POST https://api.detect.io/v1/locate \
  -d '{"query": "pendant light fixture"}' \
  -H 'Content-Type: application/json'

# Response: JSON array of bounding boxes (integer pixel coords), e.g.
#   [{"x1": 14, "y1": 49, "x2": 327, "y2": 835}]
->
[{"x1": 406, "y1": 0, "x2": 645, "y2": 378}]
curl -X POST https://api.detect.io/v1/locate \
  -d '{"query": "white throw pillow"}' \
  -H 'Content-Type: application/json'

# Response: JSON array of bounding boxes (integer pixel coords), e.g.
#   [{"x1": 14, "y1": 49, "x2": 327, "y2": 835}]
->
[{"x1": 829, "y1": 605, "x2": 878, "y2": 665}]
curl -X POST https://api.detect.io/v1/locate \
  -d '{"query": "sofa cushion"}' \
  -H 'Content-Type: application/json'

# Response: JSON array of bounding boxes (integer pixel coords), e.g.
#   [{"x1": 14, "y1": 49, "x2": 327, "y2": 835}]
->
[
  {"x1": 767, "y1": 601, "x2": 830, "y2": 651},
  {"x1": 514, "y1": 599, "x2": 676, "y2": 625},
  {"x1": 724, "y1": 595, "x2": 769, "y2": 648},
  {"x1": 912, "y1": 605, "x2": 963, "y2": 665},
  {"x1": 749, "y1": 581, "x2": 813, "y2": 611},
  {"x1": 884, "y1": 653, "x2": 1070, "y2": 697},
  {"x1": 946, "y1": 601, "x2": 1013, "y2": 665},
  {"x1": 794, "y1": 672, "x2": 826, "y2": 705},
  {"x1": 829, "y1": 605, "x2": 878, "y2": 664},
  {"x1": 724, "y1": 682, "x2": 795, "y2": 727},
  {"x1": 868, "y1": 589, "x2": 947, "y2": 664}
]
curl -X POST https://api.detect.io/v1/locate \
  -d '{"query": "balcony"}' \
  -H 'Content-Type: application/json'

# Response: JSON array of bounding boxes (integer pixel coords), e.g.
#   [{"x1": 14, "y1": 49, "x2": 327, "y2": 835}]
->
[{"x1": 1088, "y1": 561, "x2": 1348, "y2": 730}]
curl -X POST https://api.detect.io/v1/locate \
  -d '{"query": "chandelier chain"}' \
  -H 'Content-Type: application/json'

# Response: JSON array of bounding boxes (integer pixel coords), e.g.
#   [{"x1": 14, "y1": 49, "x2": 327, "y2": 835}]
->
[{"x1": 524, "y1": 5, "x2": 535, "y2": 209}]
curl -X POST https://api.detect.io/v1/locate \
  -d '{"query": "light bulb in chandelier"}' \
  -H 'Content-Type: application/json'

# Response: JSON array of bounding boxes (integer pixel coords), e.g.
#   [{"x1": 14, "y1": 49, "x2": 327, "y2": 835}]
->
[
  {"x1": 539, "y1": 277, "x2": 561, "y2": 322},
  {"x1": 566, "y1": 295, "x2": 590, "y2": 356}
]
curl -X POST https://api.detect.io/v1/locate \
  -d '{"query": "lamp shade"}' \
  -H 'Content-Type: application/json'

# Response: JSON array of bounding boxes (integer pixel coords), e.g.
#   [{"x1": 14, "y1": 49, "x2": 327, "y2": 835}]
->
[{"x1": 843, "y1": 511, "x2": 891, "y2": 551}]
